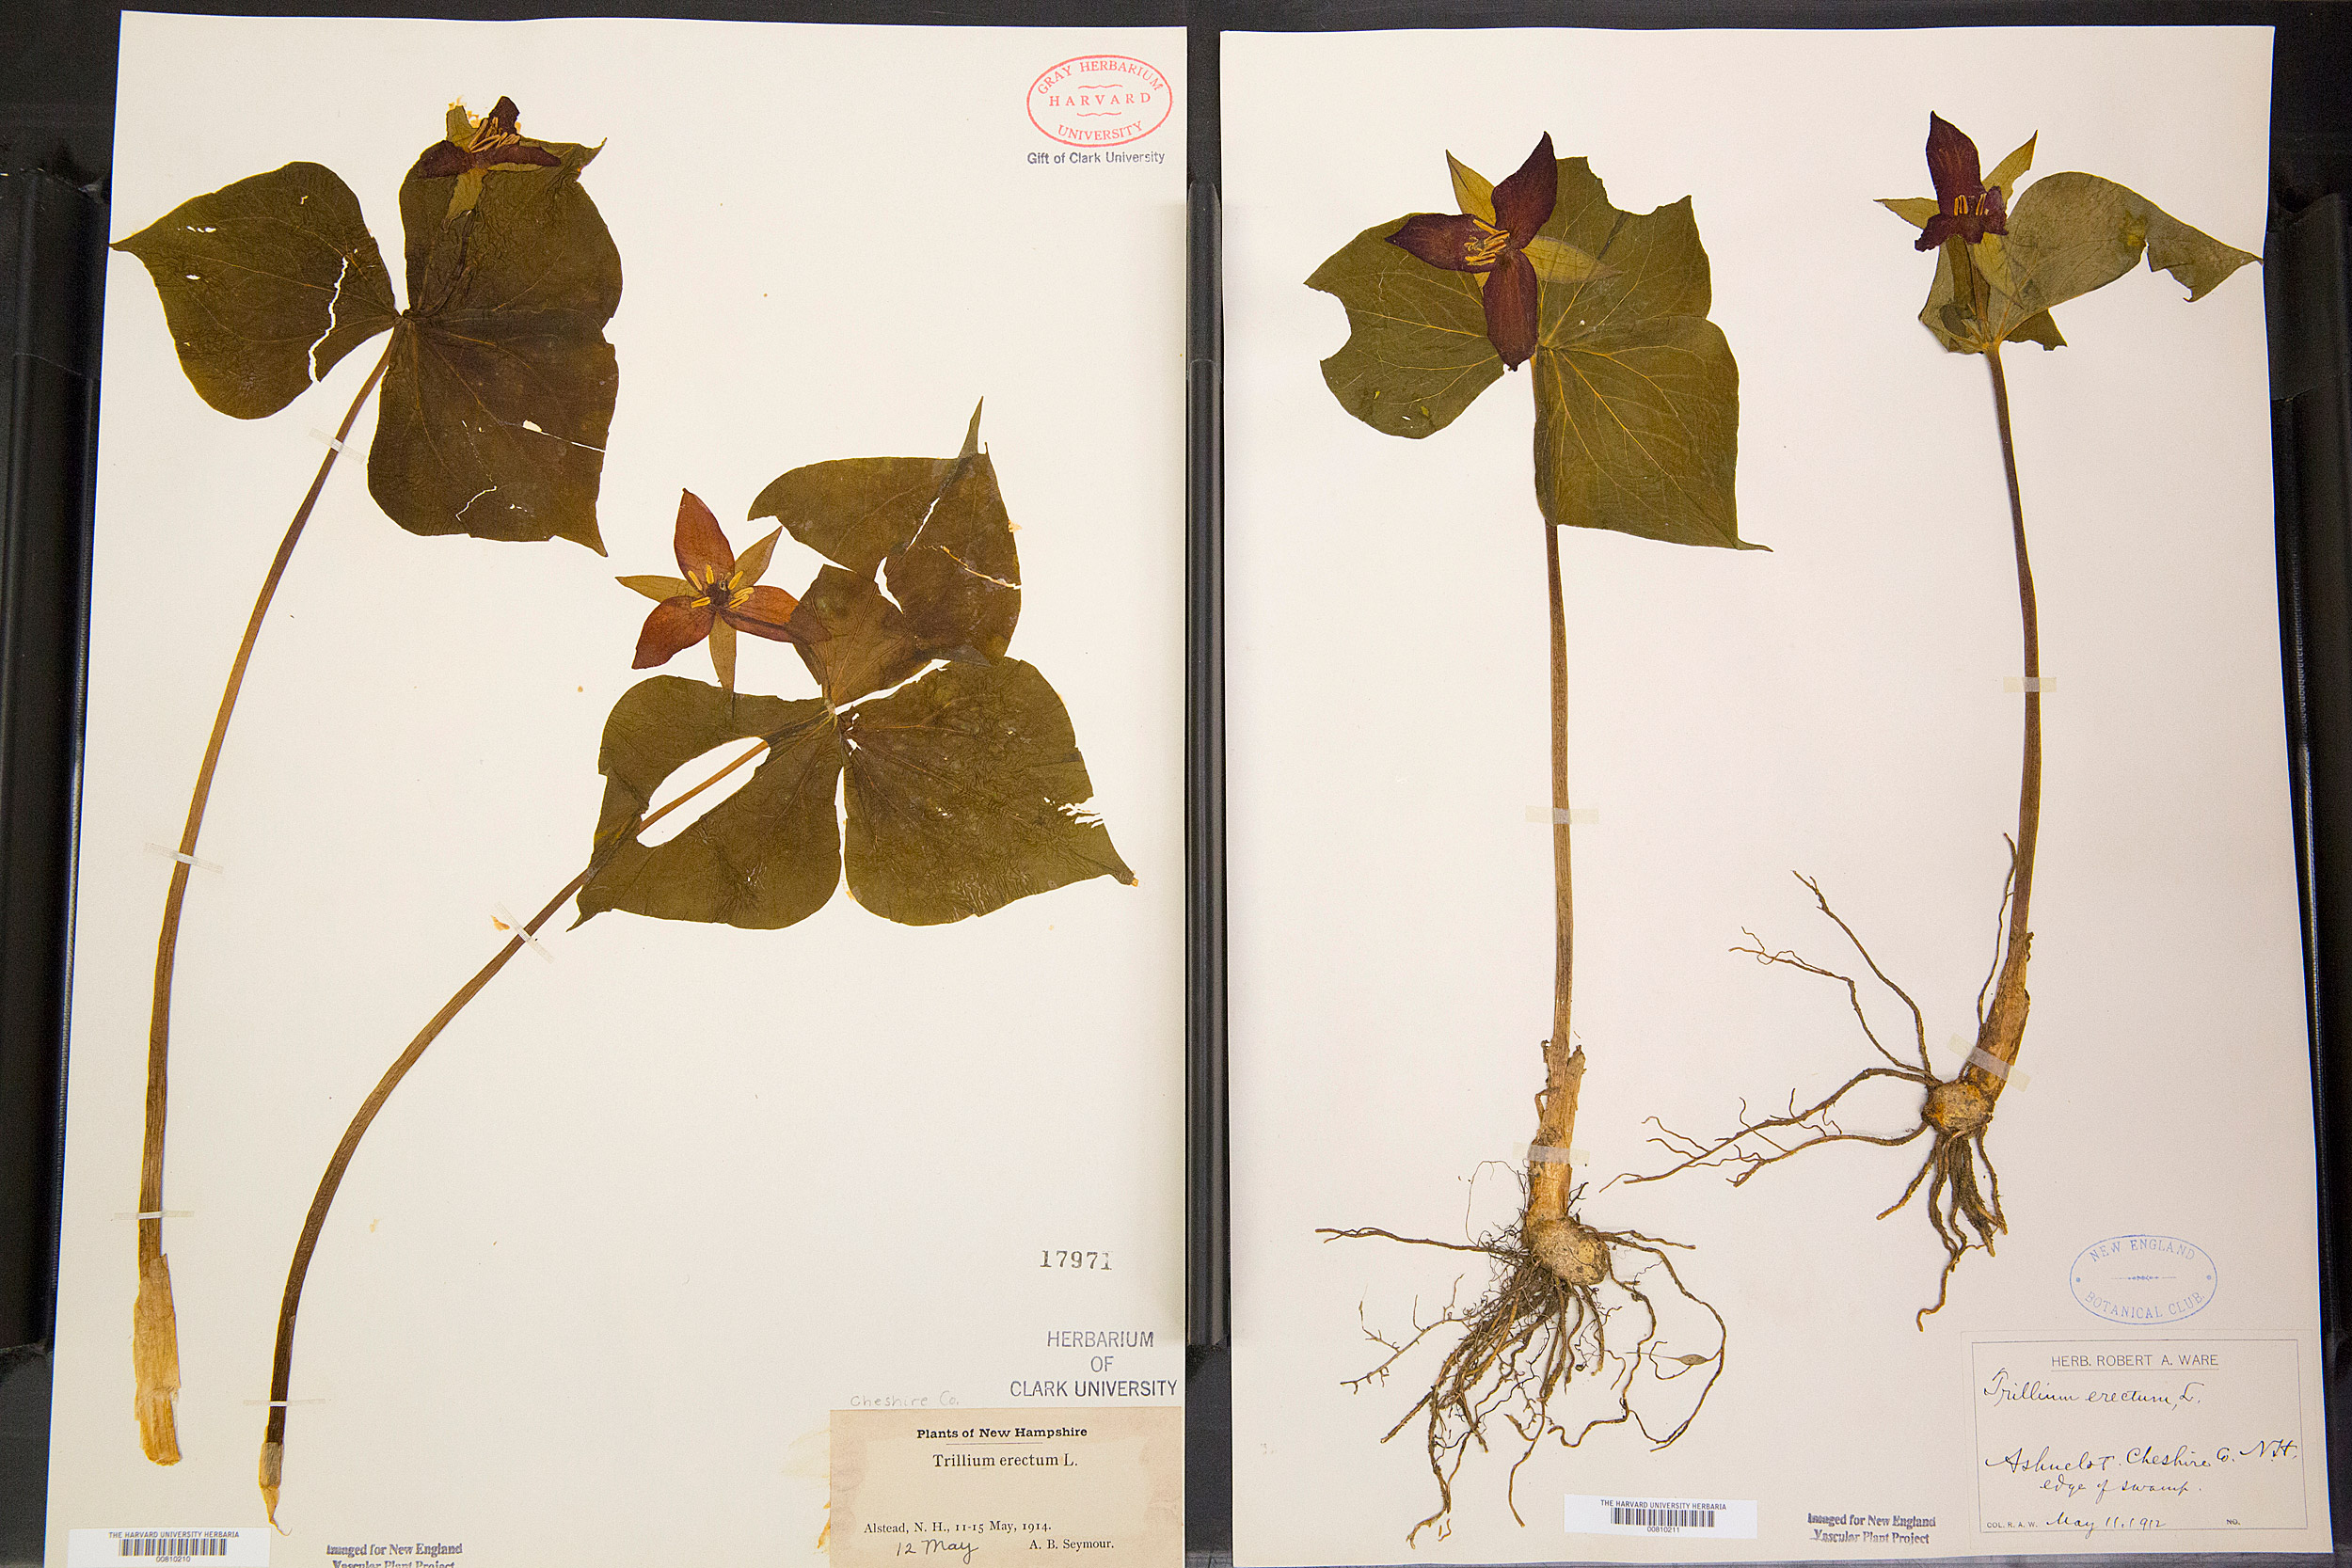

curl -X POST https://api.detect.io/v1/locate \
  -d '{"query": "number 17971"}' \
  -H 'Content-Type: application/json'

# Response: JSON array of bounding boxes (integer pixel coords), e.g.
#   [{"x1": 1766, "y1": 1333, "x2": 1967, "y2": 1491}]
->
[{"x1": 1040, "y1": 1250, "x2": 1111, "y2": 1270}]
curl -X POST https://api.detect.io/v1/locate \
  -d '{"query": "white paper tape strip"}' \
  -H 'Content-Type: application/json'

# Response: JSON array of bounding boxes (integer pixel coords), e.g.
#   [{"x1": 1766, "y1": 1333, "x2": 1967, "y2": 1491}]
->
[
  {"x1": 493, "y1": 905, "x2": 555, "y2": 963},
  {"x1": 2002, "y1": 675, "x2": 2055, "y2": 693},
  {"x1": 309, "y1": 427, "x2": 344, "y2": 451},
  {"x1": 144, "y1": 843, "x2": 222, "y2": 873},
  {"x1": 1527, "y1": 1144, "x2": 1588, "y2": 1165},
  {"x1": 112, "y1": 1210, "x2": 194, "y2": 1221},
  {"x1": 1524, "y1": 806, "x2": 1600, "y2": 825}
]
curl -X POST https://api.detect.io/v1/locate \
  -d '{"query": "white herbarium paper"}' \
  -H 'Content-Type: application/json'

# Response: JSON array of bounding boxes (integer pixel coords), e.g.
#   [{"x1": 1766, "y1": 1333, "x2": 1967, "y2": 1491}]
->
[
  {"x1": 48, "y1": 15, "x2": 1186, "y2": 1563},
  {"x1": 1224, "y1": 24, "x2": 2328, "y2": 1564}
]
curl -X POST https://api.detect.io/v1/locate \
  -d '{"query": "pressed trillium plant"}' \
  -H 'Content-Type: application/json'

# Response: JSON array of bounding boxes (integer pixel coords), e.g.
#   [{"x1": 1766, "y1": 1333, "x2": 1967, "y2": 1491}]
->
[
  {"x1": 109, "y1": 95, "x2": 623, "y2": 1465},
  {"x1": 256, "y1": 405, "x2": 1134, "y2": 1523},
  {"x1": 1308, "y1": 135, "x2": 1747, "y2": 1542},
  {"x1": 1635, "y1": 113, "x2": 2257, "y2": 1323}
]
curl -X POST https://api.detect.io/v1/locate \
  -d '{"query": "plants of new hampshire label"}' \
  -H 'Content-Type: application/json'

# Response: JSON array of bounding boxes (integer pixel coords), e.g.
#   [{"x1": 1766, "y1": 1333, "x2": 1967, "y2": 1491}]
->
[{"x1": 828, "y1": 1407, "x2": 1182, "y2": 1568}]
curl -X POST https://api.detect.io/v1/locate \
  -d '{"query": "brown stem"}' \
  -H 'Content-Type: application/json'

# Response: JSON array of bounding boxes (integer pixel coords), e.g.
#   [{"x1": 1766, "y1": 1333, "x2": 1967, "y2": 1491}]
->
[
  {"x1": 1527, "y1": 523, "x2": 1584, "y2": 1229},
  {"x1": 134, "y1": 342, "x2": 393, "y2": 1466},
  {"x1": 257, "y1": 734, "x2": 776, "y2": 1522},
  {"x1": 1968, "y1": 342, "x2": 2041, "y2": 1096}
]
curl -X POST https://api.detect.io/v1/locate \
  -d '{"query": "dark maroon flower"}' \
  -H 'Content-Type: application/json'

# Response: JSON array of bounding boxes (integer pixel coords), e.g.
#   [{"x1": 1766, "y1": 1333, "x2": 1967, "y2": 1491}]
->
[
  {"x1": 408, "y1": 97, "x2": 563, "y2": 181},
  {"x1": 1386, "y1": 135, "x2": 1558, "y2": 369},
  {"x1": 1915, "y1": 113, "x2": 2007, "y2": 251}
]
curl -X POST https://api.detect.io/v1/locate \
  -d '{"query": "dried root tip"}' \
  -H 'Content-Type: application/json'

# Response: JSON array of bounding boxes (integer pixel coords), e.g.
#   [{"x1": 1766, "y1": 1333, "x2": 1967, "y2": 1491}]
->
[
  {"x1": 1924, "y1": 1079, "x2": 1992, "y2": 1137},
  {"x1": 132, "y1": 1254, "x2": 183, "y2": 1465},
  {"x1": 259, "y1": 1440, "x2": 284, "y2": 1530},
  {"x1": 1526, "y1": 1218, "x2": 1608, "y2": 1287}
]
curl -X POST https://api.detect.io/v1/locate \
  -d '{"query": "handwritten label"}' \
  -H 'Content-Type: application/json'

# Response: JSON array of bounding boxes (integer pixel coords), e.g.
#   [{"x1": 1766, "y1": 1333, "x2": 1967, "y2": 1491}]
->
[
  {"x1": 1970, "y1": 1338, "x2": 2307, "y2": 1538},
  {"x1": 829, "y1": 1406, "x2": 1181, "y2": 1568}
]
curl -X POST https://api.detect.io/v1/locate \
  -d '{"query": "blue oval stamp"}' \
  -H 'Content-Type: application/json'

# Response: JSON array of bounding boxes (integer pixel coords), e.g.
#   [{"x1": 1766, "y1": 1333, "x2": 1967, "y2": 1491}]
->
[{"x1": 2070, "y1": 1235, "x2": 2217, "y2": 1323}]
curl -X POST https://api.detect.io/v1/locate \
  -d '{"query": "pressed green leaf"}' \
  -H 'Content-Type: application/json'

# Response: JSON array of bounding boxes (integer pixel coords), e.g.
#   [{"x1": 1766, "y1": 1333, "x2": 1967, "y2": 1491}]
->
[
  {"x1": 748, "y1": 456, "x2": 955, "y2": 578},
  {"x1": 1921, "y1": 172, "x2": 2256, "y2": 354},
  {"x1": 1533, "y1": 316, "x2": 1745, "y2": 548},
  {"x1": 578, "y1": 676, "x2": 845, "y2": 929},
  {"x1": 883, "y1": 406, "x2": 1021, "y2": 659},
  {"x1": 841, "y1": 659, "x2": 1134, "y2": 926},
  {"x1": 111, "y1": 163, "x2": 397, "y2": 419},
  {"x1": 370, "y1": 138, "x2": 622, "y2": 551},
  {"x1": 794, "y1": 566, "x2": 930, "y2": 705},
  {"x1": 1529, "y1": 160, "x2": 1748, "y2": 547},
  {"x1": 1307, "y1": 220, "x2": 1503, "y2": 438},
  {"x1": 1995, "y1": 171, "x2": 2256, "y2": 321}
]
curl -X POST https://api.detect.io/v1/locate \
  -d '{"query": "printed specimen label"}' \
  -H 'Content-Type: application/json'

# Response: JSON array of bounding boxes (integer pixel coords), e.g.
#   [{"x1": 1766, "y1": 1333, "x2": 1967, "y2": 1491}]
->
[
  {"x1": 1970, "y1": 1338, "x2": 2308, "y2": 1537},
  {"x1": 830, "y1": 1406, "x2": 1181, "y2": 1568}
]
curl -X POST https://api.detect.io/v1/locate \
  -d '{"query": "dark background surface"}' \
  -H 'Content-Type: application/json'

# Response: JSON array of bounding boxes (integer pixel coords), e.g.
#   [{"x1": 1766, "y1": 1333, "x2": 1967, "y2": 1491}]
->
[{"x1": 6, "y1": 3, "x2": 2352, "y2": 1564}]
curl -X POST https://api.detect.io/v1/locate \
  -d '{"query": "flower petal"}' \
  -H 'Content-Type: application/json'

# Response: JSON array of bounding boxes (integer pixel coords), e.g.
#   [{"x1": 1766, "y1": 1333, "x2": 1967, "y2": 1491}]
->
[
  {"x1": 733, "y1": 525, "x2": 783, "y2": 589},
  {"x1": 1984, "y1": 133, "x2": 2037, "y2": 202},
  {"x1": 1482, "y1": 246, "x2": 1540, "y2": 369},
  {"x1": 708, "y1": 616, "x2": 738, "y2": 692},
  {"x1": 673, "y1": 489, "x2": 735, "y2": 582},
  {"x1": 723, "y1": 585, "x2": 812, "y2": 643},
  {"x1": 1879, "y1": 196, "x2": 1940, "y2": 230},
  {"x1": 617, "y1": 574, "x2": 691, "y2": 602},
  {"x1": 1491, "y1": 134, "x2": 1557, "y2": 246},
  {"x1": 1388, "y1": 213, "x2": 1487, "y2": 272},
  {"x1": 633, "y1": 596, "x2": 715, "y2": 670},
  {"x1": 1916, "y1": 212, "x2": 1963, "y2": 251},
  {"x1": 1924, "y1": 113, "x2": 1986, "y2": 210},
  {"x1": 408, "y1": 141, "x2": 471, "y2": 180},
  {"x1": 1445, "y1": 151, "x2": 1496, "y2": 225}
]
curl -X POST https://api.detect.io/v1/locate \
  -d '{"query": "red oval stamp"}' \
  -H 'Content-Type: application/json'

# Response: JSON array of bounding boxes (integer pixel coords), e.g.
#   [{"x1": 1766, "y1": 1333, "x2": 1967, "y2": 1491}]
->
[{"x1": 1027, "y1": 55, "x2": 1171, "y2": 148}]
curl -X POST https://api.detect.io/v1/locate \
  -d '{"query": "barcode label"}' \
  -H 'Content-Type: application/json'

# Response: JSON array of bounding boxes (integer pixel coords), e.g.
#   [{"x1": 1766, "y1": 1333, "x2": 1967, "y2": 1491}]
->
[
  {"x1": 1565, "y1": 1494, "x2": 1757, "y2": 1539},
  {"x1": 122, "y1": 1540, "x2": 227, "y2": 1558},
  {"x1": 67, "y1": 1529, "x2": 267, "y2": 1566}
]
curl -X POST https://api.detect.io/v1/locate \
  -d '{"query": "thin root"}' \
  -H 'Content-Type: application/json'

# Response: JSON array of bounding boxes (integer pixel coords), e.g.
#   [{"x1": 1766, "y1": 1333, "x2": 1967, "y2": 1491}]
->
[
  {"x1": 1631, "y1": 868, "x2": 2012, "y2": 1325},
  {"x1": 1320, "y1": 1217, "x2": 1724, "y2": 1544}
]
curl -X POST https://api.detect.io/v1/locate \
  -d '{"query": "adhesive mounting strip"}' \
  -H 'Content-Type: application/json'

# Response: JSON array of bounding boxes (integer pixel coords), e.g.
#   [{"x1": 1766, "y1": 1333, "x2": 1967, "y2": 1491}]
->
[
  {"x1": 1947, "y1": 1035, "x2": 2028, "y2": 1090},
  {"x1": 2002, "y1": 675, "x2": 2056, "y2": 693},
  {"x1": 112, "y1": 1210, "x2": 195, "y2": 1221},
  {"x1": 308, "y1": 427, "x2": 344, "y2": 451},
  {"x1": 493, "y1": 904, "x2": 555, "y2": 963},
  {"x1": 1967, "y1": 1046, "x2": 2029, "y2": 1089},
  {"x1": 144, "y1": 843, "x2": 223, "y2": 873},
  {"x1": 1526, "y1": 1144, "x2": 1587, "y2": 1165},
  {"x1": 1523, "y1": 806, "x2": 1600, "y2": 825}
]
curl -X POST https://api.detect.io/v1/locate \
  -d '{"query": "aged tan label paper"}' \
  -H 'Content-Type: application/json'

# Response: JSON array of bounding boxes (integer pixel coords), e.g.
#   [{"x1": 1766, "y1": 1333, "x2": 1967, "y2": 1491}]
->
[
  {"x1": 829, "y1": 1408, "x2": 1182, "y2": 1568},
  {"x1": 1970, "y1": 1338, "x2": 2309, "y2": 1539}
]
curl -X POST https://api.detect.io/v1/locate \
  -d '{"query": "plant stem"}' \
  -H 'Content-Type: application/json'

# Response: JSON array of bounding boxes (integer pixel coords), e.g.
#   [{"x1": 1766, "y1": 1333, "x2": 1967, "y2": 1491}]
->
[
  {"x1": 1526, "y1": 522, "x2": 1584, "y2": 1230},
  {"x1": 134, "y1": 342, "x2": 393, "y2": 1466},
  {"x1": 1968, "y1": 341, "x2": 2041, "y2": 1096},
  {"x1": 258, "y1": 734, "x2": 774, "y2": 1523}
]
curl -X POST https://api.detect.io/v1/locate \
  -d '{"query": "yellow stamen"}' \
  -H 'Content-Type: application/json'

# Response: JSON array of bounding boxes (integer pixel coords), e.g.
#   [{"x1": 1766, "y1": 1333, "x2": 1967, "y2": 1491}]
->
[{"x1": 1462, "y1": 217, "x2": 1511, "y2": 269}]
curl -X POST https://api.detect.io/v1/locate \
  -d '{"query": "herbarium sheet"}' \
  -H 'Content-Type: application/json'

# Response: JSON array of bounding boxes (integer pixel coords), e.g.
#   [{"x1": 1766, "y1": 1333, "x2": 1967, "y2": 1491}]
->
[
  {"x1": 1224, "y1": 24, "x2": 2328, "y2": 1563},
  {"x1": 45, "y1": 15, "x2": 1185, "y2": 1564}
]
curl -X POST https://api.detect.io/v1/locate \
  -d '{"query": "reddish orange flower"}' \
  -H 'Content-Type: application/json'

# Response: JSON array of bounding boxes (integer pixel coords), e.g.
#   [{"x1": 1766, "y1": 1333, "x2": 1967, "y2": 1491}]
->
[{"x1": 620, "y1": 491, "x2": 820, "y2": 692}]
